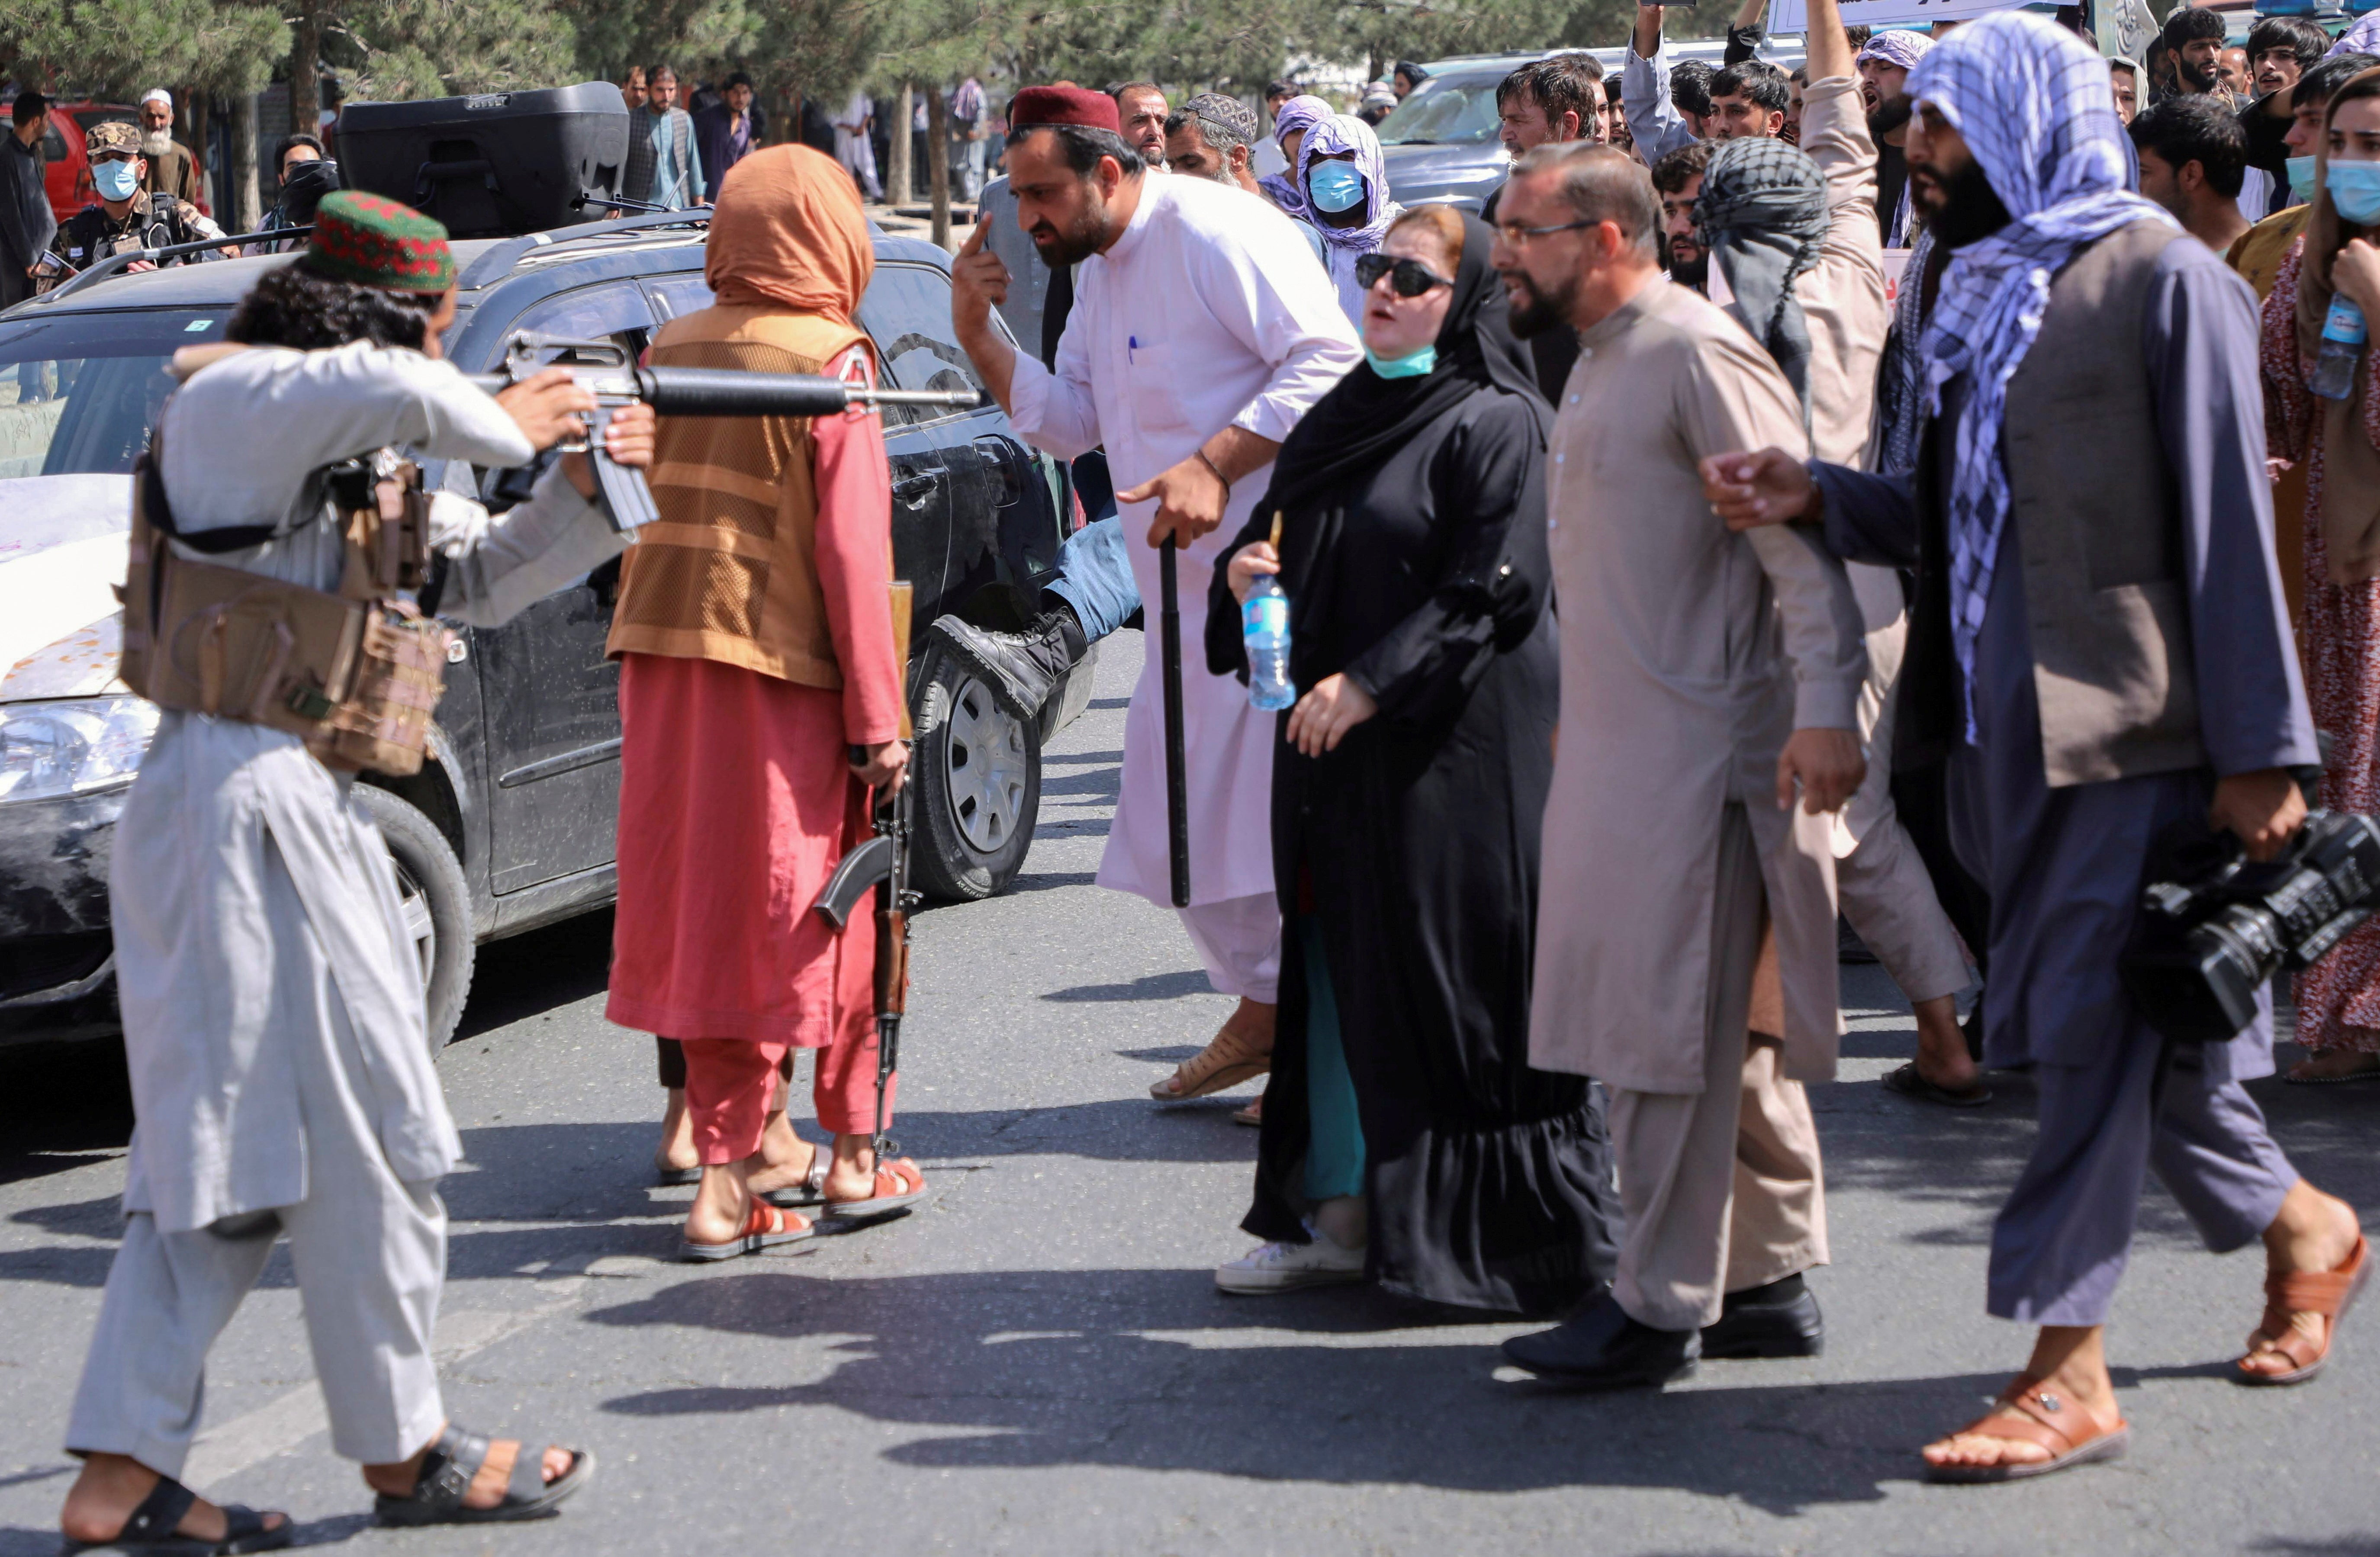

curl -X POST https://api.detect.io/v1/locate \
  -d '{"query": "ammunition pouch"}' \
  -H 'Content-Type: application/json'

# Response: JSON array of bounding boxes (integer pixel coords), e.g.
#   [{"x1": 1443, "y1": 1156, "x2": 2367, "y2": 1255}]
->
[{"x1": 118, "y1": 433, "x2": 452, "y2": 777}]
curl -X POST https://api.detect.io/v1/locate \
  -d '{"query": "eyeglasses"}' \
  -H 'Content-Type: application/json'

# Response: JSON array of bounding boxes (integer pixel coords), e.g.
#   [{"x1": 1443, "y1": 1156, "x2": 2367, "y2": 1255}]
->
[
  {"x1": 1354, "y1": 254, "x2": 1454, "y2": 296},
  {"x1": 1492, "y1": 217, "x2": 1599, "y2": 247}
]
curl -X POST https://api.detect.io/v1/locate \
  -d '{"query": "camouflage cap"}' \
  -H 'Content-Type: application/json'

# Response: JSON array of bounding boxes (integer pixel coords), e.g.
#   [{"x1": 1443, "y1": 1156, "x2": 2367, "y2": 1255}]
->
[
  {"x1": 85, "y1": 120, "x2": 142, "y2": 156},
  {"x1": 300, "y1": 189, "x2": 457, "y2": 294}
]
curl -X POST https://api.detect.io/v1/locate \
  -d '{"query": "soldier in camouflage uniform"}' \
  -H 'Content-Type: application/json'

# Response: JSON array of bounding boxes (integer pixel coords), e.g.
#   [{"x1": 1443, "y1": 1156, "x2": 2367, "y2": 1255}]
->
[{"x1": 43, "y1": 121, "x2": 225, "y2": 286}]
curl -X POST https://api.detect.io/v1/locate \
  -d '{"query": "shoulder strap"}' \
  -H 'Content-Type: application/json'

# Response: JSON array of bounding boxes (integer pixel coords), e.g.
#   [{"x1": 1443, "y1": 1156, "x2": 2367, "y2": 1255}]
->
[{"x1": 138, "y1": 419, "x2": 283, "y2": 554}]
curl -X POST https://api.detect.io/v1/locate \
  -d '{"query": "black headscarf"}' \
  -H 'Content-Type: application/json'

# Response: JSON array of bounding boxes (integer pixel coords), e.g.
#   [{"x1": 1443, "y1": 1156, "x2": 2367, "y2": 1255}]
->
[{"x1": 1256, "y1": 208, "x2": 1547, "y2": 524}]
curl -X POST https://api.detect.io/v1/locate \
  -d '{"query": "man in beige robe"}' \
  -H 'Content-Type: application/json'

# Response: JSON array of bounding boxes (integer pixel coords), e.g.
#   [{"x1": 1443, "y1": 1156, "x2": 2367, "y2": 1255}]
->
[{"x1": 1488, "y1": 142, "x2": 1869, "y2": 1389}]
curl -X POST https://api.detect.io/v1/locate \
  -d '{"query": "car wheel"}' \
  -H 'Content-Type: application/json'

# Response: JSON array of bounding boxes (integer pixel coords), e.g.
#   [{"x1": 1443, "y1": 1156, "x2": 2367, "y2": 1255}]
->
[
  {"x1": 910, "y1": 640, "x2": 1041, "y2": 901},
  {"x1": 356, "y1": 783, "x2": 476, "y2": 1055}
]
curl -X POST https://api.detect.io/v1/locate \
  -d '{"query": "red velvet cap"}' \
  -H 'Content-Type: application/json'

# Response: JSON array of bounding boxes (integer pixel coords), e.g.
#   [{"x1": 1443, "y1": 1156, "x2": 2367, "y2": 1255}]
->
[{"x1": 1008, "y1": 85, "x2": 1120, "y2": 135}]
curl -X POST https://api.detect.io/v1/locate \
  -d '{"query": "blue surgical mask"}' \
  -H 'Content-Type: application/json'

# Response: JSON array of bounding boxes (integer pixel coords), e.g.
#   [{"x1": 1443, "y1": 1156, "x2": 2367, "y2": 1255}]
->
[
  {"x1": 1364, "y1": 343, "x2": 1437, "y2": 378},
  {"x1": 2328, "y1": 160, "x2": 2380, "y2": 227},
  {"x1": 93, "y1": 157, "x2": 140, "y2": 201},
  {"x1": 1308, "y1": 160, "x2": 1367, "y2": 214},
  {"x1": 2287, "y1": 154, "x2": 2319, "y2": 204}
]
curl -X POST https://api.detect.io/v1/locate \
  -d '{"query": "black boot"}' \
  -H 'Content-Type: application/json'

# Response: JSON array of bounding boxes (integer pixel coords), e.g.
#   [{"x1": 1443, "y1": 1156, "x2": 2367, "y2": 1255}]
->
[
  {"x1": 1699, "y1": 1273, "x2": 1824, "y2": 1359},
  {"x1": 1501, "y1": 1291, "x2": 1698, "y2": 1389},
  {"x1": 926, "y1": 603, "x2": 1087, "y2": 721}
]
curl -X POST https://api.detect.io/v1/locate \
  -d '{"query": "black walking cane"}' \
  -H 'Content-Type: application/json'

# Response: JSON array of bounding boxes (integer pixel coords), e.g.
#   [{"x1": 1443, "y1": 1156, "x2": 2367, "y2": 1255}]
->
[{"x1": 1160, "y1": 537, "x2": 1191, "y2": 908}]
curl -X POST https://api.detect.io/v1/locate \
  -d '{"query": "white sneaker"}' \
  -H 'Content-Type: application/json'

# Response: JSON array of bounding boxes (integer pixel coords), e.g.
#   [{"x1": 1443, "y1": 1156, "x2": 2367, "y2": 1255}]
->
[{"x1": 1214, "y1": 1232, "x2": 1365, "y2": 1294}]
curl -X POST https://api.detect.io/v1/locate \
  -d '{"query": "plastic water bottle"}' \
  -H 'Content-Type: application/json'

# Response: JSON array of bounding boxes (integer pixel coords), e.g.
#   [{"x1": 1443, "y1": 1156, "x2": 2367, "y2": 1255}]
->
[
  {"x1": 1243, "y1": 573, "x2": 1295, "y2": 712},
  {"x1": 2314, "y1": 296, "x2": 2368, "y2": 402}
]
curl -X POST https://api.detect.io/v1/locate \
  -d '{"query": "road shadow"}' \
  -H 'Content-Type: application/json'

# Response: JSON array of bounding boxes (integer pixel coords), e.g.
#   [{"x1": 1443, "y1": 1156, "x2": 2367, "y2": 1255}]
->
[
  {"x1": 0, "y1": 1034, "x2": 132, "y2": 1187},
  {"x1": 452, "y1": 908, "x2": 614, "y2": 1043},
  {"x1": 1042, "y1": 969, "x2": 1211, "y2": 1003},
  {"x1": 581, "y1": 1262, "x2": 2071, "y2": 1512}
]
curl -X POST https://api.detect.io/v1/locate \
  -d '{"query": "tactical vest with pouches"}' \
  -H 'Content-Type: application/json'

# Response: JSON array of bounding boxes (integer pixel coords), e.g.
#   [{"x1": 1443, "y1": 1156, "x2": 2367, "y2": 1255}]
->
[{"x1": 117, "y1": 426, "x2": 454, "y2": 776}]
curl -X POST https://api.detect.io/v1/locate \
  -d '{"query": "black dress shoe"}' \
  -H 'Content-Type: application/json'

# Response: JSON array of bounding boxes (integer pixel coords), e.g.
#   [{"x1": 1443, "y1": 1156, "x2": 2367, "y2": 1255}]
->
[
  {"x1": 1700, "y1": 1276, "x2": 1825, "y2": 1359},
  {"x1": 927, "y1": 609, "x2": 1086, "y2": 720},
  {"x1": 1501, "y1": 1292, "x2": 1698, "y2": 1389}
]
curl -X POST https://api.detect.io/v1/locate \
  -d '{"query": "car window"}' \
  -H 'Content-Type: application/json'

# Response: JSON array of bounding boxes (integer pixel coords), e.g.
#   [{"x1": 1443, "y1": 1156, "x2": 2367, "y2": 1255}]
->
[
  {"x1": 856, "y1": 264, "x2": 987, "y2": 426},
  {"x1": 1376, "y1": 71, "x2": 1508, "y2": 146},
  {"x1": 646, "y1": 266, "x2": 987, "y2": 428},
  {"x1": 0, "y1": 309, "x2": 229, "y2": 479},
  {"x1": 511, "y1": 282, "x2": 656, "y2": 354},
  {"x1": 643, "y1": 274, "x2": 712, "y2": 323},
  {"x1": 40, "y1": 126, "x2": 65, "y2": 164}
]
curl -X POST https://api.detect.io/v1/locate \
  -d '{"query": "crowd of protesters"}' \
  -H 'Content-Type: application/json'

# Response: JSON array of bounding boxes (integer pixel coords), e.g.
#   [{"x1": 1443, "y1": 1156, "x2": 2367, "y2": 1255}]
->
[{"x1": 24, "y1": 0, "x2": 2380, "y2": 1545}]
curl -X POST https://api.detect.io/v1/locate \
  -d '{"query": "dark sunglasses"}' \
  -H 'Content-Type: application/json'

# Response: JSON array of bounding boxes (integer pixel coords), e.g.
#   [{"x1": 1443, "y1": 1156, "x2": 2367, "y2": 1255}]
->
[{"x1": 1354, "y1": 254, "x2": 1454, "y2": 297}]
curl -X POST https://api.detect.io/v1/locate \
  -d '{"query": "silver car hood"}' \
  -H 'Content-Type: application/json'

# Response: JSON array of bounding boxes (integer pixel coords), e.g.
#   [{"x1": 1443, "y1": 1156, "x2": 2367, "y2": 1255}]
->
[{"x1": 0, "y1": 474, "x2": 133, "y2": 702}]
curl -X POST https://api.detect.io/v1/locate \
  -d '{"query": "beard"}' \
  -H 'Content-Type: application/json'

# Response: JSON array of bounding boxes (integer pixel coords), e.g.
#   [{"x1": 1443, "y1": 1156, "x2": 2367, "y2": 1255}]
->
[
  {"x1": 2177, "y1": 54, "x2": 2219, "y2": 93},
  {"x1": 1666, "y1": 238, "x2": 1707, "y2": 288},
  {"x1": 1029, "y1": 196, "x2": 1112, "y2": 267},
  {"x1": 1867, "y1": 94, "x2": 1913, "y2": 143},
  {"x1": 1504, "y1": 269, "x2": 1577, "y2": 338},
  {"x1": 141, "y1": 130, "x2": 174, "y2": 158},
  {"x1": 1914, "y1": 155, "x2": 2012, "y2": 248}
]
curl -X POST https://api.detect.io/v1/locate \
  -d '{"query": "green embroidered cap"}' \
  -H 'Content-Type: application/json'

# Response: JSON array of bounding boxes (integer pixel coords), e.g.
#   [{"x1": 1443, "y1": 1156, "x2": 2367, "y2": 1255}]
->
[{"x1": 299, "y1": 190, "x2": 456, "y2": 294}]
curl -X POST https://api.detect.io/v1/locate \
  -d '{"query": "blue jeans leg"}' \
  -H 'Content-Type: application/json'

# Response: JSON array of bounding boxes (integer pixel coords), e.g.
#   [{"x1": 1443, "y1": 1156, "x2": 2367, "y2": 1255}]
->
[{"x1": 1044, "y1": 511, "x2": 1142, "y2": 643}]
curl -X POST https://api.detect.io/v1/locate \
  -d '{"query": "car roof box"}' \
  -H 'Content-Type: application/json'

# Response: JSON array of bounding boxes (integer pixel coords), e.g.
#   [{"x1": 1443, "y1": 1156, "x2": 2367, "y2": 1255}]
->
[{"x1": 337, "y1": 83, "x2": 628, "y2": 237}]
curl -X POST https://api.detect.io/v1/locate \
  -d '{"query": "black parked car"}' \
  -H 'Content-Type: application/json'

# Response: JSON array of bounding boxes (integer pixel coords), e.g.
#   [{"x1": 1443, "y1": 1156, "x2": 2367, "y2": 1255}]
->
[{"x1": 0, "y1": 214, "x2": 1096, "y2": 1049}]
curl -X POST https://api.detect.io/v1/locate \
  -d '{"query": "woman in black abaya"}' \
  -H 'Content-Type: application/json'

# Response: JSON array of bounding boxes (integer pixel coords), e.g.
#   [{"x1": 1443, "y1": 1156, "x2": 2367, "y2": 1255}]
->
[{"x1": 1205, "y1": 205, "x2": 1619, "y2": 1315}]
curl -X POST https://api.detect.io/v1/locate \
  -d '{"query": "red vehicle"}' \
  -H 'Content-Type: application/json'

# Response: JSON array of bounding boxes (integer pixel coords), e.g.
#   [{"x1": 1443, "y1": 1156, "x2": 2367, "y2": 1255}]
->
[{"x1": 33, "y1": 101, "x2": 142, "y2": 225}]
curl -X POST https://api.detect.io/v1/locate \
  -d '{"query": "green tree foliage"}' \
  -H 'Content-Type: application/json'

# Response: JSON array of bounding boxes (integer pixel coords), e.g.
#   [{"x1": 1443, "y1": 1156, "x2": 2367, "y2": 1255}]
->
[
  {"x1": 0, "y1": 0, "x2": 287, "y2": 97},
  {"x1": 325, "y1": 0, "x2": 578, "y2": 100}
]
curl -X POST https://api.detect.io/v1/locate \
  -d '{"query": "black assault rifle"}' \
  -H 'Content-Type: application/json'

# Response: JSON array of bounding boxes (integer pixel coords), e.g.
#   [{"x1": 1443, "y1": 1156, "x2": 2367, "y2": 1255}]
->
[
  {"x1": 810, "y1": 769, "x2": 914, "y2": 1161},
  {"x1": 470, "y1": 332, "x2": 982, "y2": 533}
]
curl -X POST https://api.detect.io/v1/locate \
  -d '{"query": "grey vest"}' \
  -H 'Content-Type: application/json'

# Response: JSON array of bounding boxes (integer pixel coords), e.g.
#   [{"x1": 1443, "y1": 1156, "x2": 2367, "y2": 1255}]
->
[{"x1": 1902, "y1": 219, "x2": 2205, "y2": 788}]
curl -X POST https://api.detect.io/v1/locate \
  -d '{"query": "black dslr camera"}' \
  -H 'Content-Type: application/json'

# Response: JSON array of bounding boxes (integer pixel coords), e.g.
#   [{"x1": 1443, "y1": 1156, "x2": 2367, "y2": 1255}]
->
[{"x1": 2123, "y1": 809, "x2": 2380, "y2": 1044}]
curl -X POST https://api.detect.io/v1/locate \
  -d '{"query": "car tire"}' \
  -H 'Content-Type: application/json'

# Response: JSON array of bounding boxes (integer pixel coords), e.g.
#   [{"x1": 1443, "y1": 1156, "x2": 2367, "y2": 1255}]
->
[
  {"x1": 910, "y1": 640, "x2": 1041, "y2": 901},
  {"x1": 356, "y1": 783, "x2": 476, "y2": 1056}
]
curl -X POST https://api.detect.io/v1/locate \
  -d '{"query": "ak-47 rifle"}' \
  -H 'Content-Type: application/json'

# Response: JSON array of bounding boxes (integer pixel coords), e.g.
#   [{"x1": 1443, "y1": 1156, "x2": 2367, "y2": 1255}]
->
[
  {"x1": 811, "y1": 767, "x2": 915, "y2": 1159},
  {"x1": 470, "y1": 332, "x2": 982, "y2": 534}
]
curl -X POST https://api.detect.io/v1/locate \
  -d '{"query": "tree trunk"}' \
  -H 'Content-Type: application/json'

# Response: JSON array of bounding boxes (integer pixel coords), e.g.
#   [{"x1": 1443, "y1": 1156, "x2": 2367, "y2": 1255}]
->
[
  {"x1": 292, "y1": 0, "x2": 321, "y2": 136},
  {"x1": 230, "y1": 91, "x2": 262, "y2": 231},
  {"x1": 187, "y1": 92, "x2": 212, "y2": 215},
  {"x1": 889, "y1": 82, "x2": 913, "y2": 207},
  {"x1": 926, "y1": 83, "x2": 950, "y2": 249}
]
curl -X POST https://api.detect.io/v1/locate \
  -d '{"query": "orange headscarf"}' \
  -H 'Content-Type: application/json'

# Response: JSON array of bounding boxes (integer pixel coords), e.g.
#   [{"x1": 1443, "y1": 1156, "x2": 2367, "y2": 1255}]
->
[{"x1": 704, "y1": 144, "x2": 874, "y2": 322}]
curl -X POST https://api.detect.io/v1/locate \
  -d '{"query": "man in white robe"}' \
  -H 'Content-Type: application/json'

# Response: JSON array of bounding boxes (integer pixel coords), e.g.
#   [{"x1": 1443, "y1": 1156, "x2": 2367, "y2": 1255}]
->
[
  {"x1": 949, "y1": 85, "x2": 1359, "y2": 1099},
  {"x1": 59, "y1": 198, "x2": 631, "y2": 1547},
  {"x1": 834, "y1": 91, "x2": 882, "y2": 202}
]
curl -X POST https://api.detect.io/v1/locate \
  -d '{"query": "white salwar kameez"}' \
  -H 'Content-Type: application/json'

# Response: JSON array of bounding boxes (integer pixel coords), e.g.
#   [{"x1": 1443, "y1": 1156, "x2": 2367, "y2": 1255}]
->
[
  {"x1": 1005, "y1": 174, "x2": 1359, "y2": 990},
  {"x1": 68, "y1": 341, "x2": 629, "y2": 1475}
]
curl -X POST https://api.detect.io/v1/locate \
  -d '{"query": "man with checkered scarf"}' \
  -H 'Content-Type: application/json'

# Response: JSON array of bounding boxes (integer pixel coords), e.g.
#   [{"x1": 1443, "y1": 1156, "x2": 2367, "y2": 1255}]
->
[{"x1": 1703, "y1": 12, "x2": 2364, "y2": 1484}]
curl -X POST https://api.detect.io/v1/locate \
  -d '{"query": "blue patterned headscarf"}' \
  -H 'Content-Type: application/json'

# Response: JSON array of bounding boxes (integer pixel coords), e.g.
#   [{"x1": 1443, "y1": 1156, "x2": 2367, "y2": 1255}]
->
[{"x1": 1906, "y1": 11, "x2": 2174, "y2": 738}]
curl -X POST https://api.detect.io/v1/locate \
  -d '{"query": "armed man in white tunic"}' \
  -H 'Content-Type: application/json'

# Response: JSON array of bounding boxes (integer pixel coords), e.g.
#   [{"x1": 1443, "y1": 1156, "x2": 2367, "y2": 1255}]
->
[
  {"x1": 949, "y1": 85, "x2": 1360, "y2": 1104},
  {"x1": 58, "y1": 193, "x2": 643, "y2": 1553}
]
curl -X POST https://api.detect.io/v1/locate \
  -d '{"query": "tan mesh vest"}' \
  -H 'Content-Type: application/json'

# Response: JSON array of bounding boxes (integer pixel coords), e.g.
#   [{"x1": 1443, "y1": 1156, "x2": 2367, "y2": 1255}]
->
[{"x1": 605, "y1": 305, "x2": 873, "y2": 687}]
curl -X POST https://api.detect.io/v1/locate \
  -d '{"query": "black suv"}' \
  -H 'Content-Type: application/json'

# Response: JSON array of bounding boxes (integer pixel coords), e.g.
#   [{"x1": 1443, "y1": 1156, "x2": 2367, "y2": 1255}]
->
[{"x1": 0, "y1": 215, "x2": 1095, "y2": 1048}]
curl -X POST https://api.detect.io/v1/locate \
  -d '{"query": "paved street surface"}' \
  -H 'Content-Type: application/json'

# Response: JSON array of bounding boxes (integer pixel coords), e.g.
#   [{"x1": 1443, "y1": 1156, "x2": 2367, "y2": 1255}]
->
[{"x1": 4, "y1": 633, "x2": 2377, "y2": 1556}]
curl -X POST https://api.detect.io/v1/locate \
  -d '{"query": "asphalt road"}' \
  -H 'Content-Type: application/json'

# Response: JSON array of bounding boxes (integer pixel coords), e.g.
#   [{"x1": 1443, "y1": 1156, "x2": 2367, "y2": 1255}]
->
[{"x1": 3, "y1": 632, "x2": 2377, "y2": 1556}]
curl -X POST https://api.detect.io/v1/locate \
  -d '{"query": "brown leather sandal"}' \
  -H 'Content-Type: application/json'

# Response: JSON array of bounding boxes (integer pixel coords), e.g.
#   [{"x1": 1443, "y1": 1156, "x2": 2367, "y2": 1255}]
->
[
  {"x1": 2236, "y1": 1234, "x2": 2369, "y2": 1387},
  {"x1": 1150, "y1": 1020, "x2": 1273, "y2": 1102},
  {"x1": 1922, "y1": 1379, "x2": 2129, "y2": 1484}
]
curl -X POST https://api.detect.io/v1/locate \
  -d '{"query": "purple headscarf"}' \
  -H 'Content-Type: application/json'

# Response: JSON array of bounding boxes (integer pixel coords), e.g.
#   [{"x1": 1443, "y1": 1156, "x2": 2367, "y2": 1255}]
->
[
  {"x1": 1296, "y1": 113, "x2": 1403, "y2": 324},
  {"x1": 1258, "y1": 93, "x2": 1333, "y2": 217},
  {"x1": 2333, "y1": 14, "x2": 2380, "y2": 58},
  {"x1": 1858, "y1": 28, "x2": 1934, "y2": 74}
]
